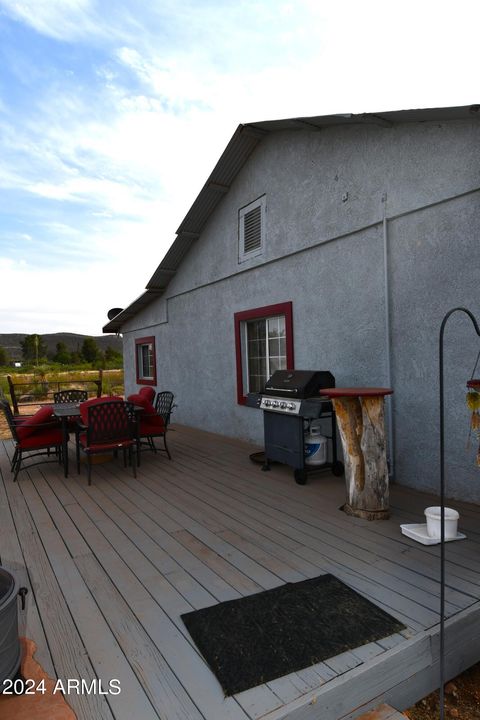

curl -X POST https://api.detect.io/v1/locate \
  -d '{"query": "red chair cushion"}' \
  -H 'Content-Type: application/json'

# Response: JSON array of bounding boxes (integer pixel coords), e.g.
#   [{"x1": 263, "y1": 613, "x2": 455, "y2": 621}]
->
[
  {"x1": 16, "y1": 405, "x2": 58, "y2": 440},
  {"x1": 79, "y1": 396, "x2": 123, "y2": 425},
  {"x1": 140, "y1": 417, "x2": 165, "y2": 435},
  {"x1": 18, "y1": 428, "x2": 63, "y2": 449},
  {"x1": 127, "y1": 393, "x2": 157, "y2": 416},
  {"x1": 128, "y1": 393, "x2": 165, "y2": 432},
  {"x1": 138, "y1": 386, "x2": 156, "y2": 403}
]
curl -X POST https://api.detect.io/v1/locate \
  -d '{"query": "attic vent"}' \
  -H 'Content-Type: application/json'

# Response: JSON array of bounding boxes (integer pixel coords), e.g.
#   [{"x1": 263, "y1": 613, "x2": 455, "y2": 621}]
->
[
  {"x1": 239, "y1": 196, "x2": 265, "y2": 262},
  {"x1": 243, "y1": 205, "x2": 261, "y2": 253}
]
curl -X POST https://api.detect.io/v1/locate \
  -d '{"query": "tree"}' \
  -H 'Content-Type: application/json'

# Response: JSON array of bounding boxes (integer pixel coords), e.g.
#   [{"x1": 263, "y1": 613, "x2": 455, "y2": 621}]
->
[
  {"x1": 0, "y1": 346, "x2": 9, "y2": 365},
  {"x1": 20, "y1": 334, "x2": 47, "y2": 363},
  {"x1": 105, "y1": 346, "x2": 123, "y2": 366},
  {"x1": 81, "y1": 337, "x2": 100, "y2": 363},
  {"x1": 53, "y1": 342, "x2": 71, "y2": 365}
]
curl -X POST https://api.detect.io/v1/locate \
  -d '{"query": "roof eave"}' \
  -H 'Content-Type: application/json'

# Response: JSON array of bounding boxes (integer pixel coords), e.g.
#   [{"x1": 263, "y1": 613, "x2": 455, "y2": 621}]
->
[{"x1": 102, "y1": 289, "x2": 164, "y2": 333}]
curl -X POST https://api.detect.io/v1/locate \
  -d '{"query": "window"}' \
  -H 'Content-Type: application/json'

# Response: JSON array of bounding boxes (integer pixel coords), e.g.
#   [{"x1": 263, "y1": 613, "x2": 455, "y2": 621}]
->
[
  {"x1": 135, "y1": 336, "x2": 156, "y2": 386},
  {"x1": 239, "y1": 195, "x2": 265, "y2": 262},
  {"x1": 234, "y1": 302, "x2": 294, "y2": 404}
]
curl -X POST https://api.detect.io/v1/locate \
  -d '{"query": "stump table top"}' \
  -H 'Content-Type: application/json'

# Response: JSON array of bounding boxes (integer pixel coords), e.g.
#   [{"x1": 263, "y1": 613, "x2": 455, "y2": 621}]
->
[{"x1": 322, "y1": 387, "x2": 394, "y2": 398}]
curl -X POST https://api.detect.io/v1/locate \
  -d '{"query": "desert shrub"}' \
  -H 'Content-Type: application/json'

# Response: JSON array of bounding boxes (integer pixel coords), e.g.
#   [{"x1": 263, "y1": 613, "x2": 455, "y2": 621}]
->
[
  {"x1": 0, "y1": 375, "x2": 11, "y2": 402},
  {"x1": 102, "y1": 369, "x2": 124, "y2": 396}
]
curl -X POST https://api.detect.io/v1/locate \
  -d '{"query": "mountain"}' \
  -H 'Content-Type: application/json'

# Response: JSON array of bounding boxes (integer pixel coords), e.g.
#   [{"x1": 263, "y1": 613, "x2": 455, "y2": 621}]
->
[{"x1": 0, "y1": 333, "x2": 122, "y2": 361}]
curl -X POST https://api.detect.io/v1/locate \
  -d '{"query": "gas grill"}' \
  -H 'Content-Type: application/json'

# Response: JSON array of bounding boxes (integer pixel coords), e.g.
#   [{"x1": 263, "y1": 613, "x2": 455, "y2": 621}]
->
[{"x1": 247, "y1": 370, "x2": 344, "y2": 484}]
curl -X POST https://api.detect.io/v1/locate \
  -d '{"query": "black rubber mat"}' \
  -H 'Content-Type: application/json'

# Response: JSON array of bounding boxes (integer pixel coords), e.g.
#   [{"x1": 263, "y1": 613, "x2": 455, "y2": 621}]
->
[{"x1": 181, "y1": 574, "x2": 405, "y2": 696}]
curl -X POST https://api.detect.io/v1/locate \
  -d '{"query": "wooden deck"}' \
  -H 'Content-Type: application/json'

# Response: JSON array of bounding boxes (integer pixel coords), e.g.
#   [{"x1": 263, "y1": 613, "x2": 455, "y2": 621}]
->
[{"x1": 1, "y1": 424, "x2": 480, "y2": 720}]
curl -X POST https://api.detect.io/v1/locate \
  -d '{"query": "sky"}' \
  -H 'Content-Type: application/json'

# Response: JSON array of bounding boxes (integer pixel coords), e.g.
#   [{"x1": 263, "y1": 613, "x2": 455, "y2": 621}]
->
[{"x1": 0, "y1": 0, "x2": 478, "y2": 336}]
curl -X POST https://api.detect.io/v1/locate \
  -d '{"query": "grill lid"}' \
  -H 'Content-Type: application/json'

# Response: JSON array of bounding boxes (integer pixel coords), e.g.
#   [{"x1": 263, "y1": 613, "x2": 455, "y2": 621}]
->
[{"x1": 263, "y1": 370, "x2": 335, "y2": 398}]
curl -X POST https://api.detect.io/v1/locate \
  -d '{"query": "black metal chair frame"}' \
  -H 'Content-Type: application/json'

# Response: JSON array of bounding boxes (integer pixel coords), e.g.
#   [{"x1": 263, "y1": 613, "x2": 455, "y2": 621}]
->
[
  {"x1": 54, "y1": 390, "x2": 88, "y2": 430},
  {"x1": 0, "y1": 397, "x2": 63, "y2": 482},
  {"x1": 75, "y1": 400, "x2": 137, "y2": 485},
  {"x1": 138, "y1": 391, "x2": 176, "y2": 462},
  {"x1": 53, "y1": 389, "x2": 89, "y2": 404},
  {"x1": 53, "y1": 389, "x2": 89, "y2": 448}
]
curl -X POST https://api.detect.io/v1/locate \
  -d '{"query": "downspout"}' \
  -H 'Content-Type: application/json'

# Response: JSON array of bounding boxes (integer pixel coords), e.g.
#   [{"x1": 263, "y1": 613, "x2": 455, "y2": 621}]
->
[{"x1": 382, "y1": 192, "x2": 395, "y2": 479}]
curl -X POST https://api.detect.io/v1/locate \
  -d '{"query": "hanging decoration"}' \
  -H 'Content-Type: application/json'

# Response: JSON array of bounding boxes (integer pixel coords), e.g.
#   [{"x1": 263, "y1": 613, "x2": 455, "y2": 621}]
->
[
  {"x1": 466, "y1": 349, "x2": 480, "y2": 466},
  {"x1": 466, "y1": 378, "x2": 480, "y2": 466}
]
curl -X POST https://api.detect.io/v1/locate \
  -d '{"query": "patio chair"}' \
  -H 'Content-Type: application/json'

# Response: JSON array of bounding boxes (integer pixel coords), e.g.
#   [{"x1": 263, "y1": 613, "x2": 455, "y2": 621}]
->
[
  {"x1": 53, "y1": 389, "x2": 88, "y2": 434},
  {"x1": 75, "y1": 399, "x2": 137, "y2": 485},
  {"x1": 53, "y1": 389, "x2": 88, "y2": 404},
  {"x1": 0, "y1": 397, "x2": 63, "y2": 482},
  {"x1": 139, "y1": 390, "x2": 176, "y2": 461}
]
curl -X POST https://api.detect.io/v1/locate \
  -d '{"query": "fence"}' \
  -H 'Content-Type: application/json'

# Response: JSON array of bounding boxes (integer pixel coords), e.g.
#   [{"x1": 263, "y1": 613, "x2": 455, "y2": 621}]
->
[{"x1": 7, "y1": 371, "x2": 103, "y2": 414}]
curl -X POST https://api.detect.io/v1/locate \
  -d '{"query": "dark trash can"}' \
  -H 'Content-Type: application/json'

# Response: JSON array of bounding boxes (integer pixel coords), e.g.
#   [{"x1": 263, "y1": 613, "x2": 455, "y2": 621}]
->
[{"x1": 0, "y1": 568, "x2": 25, "y2": 687}]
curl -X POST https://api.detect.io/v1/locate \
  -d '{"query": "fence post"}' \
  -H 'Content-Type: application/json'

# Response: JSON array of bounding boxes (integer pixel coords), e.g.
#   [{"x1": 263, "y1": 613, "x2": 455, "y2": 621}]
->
[
  {"x1": 7, "y1": 375, "x2": 19, "y2": 414},
  {"x1": 97, "y1": 369, "x2": 103, "y2": 397}
]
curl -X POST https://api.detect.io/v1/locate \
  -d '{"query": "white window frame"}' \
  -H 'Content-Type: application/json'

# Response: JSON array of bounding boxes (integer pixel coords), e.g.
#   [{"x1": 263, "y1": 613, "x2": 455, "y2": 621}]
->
[
  {"x1": 138, "y1": 344, "x2": 154, "y2": 379},
  {"x1": 238, "y1": 195, "x2": 266, "y2": 263},
  {"x1": 242, "y1": 315, "x2": 287, "y2": 394},
  {"x1": 135, "y1": 336, "x2": 156, "y2": 385}
]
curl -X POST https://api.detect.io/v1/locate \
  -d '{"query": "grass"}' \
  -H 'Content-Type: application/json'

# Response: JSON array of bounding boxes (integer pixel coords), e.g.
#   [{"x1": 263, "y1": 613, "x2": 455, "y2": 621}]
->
[{"x1": 1, "y1": 368, "x2": 124, "y2": 405}]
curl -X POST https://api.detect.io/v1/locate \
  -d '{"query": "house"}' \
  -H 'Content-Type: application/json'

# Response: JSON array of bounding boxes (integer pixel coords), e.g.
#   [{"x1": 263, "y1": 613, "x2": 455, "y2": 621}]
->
[{"x1": 104, "y1": 104, "x2": 480, "y2": 503}]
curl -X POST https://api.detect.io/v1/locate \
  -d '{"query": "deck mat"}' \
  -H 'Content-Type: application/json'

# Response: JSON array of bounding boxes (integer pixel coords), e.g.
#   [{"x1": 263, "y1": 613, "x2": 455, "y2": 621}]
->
[{"x1": 181, "y1": 574, "x2": 405, "y2": 696}]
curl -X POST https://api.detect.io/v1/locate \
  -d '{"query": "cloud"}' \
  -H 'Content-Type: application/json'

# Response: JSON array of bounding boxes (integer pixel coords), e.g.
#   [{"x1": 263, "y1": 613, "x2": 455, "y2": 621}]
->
[
  {"x1": 0, "y1": 244, "x2": 153, "y2": 334},
  {"x1": 0, "y1": 0, "x2": 108, "y2": 41}
]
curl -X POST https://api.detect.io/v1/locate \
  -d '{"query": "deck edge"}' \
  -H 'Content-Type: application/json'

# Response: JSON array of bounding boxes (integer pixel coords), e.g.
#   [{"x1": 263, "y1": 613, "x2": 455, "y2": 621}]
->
[{"x1": 260, "y1": 601, "x2": 480, "y2": 720}]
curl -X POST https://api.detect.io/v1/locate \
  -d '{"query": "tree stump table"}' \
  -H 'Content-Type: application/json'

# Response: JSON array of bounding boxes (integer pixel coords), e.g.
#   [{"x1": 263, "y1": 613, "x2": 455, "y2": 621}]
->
[{"x1": 322, "y1": 387, "x2": 393, "y2": 520}]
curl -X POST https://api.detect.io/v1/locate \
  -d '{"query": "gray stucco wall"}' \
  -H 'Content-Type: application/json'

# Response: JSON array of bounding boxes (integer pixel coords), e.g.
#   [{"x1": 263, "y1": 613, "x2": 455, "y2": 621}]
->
[{"x1": 122, "y1": 118, "x2": 480, "y2": 503}]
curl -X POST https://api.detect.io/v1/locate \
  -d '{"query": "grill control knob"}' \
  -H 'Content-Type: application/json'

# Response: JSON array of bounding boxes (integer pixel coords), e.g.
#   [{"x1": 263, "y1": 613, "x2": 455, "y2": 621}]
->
[
  {"x1": 264, "y1": 399, "x2": 271, "y2": 407},
  {"x1": 272, "y1": 400, "x2": 279, "y2": 407},
  {"x1": 280, "y1": 402, "x2": 287, "y2": 409},
  {"x1": 287, "y1": 402, "x2": 295, "y2": 410}
]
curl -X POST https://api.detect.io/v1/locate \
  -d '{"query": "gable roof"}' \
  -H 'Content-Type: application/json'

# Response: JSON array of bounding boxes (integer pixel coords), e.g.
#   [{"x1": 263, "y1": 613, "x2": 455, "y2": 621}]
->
[{"x1": 103, "y1": 103, "x2": 479, "y2": 333}]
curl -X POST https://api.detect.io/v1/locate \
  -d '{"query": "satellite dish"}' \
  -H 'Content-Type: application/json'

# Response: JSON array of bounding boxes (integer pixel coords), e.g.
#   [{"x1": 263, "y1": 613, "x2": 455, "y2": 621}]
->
[{"x1": 107, "y1": 308, "x2": 124, "y2": 320}]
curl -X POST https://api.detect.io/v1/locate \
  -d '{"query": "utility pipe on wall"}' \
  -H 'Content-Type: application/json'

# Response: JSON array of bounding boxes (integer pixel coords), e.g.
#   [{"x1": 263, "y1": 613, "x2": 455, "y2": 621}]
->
[{"x1": 382, "y1": 192, "x2": 395, "y2": 480}]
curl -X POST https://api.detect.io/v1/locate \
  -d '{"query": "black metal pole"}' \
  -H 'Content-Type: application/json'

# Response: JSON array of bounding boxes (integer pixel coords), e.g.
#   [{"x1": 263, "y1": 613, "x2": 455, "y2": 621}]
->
[{"x1": 438, "y1": 307, "x2": 480, "y2": 720}]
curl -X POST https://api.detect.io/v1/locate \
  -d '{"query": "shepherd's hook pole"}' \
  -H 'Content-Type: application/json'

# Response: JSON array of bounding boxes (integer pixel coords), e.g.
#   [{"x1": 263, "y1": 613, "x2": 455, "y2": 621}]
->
[{"x1": 439, "y1": 307, "x2": 480, "y2": 720}]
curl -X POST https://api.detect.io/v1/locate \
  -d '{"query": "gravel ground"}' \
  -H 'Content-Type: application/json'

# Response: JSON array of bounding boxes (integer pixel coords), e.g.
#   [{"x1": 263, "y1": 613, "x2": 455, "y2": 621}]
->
[{"x1": 405, "y1": 662, "x2": 480, "y2": 719}]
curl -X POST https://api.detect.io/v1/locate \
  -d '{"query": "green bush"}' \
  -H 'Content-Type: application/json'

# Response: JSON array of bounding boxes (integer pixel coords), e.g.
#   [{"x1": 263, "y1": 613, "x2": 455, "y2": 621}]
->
[{"x1": 0, "y1": 375, "x2": 11, "y2": 402}]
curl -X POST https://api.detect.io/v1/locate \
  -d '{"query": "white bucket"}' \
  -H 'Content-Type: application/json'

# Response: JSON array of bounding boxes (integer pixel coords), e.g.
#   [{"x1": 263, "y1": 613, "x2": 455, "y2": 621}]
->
[
  {"x1": 424, "y1": 506, "x2": 459, "y2": 540},
  {"x1": 304, "y1": 430, "x2": 327, "y2": 466}
]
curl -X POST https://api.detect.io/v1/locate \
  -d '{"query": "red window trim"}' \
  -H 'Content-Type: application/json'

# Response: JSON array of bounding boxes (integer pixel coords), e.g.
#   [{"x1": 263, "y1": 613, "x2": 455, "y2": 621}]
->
[
  {"x1": 234, "y1": 301, "x2": 294, "y2": 405},
  {"x1": 135, "y1": 336, "x2": 157, "y2": 386}
]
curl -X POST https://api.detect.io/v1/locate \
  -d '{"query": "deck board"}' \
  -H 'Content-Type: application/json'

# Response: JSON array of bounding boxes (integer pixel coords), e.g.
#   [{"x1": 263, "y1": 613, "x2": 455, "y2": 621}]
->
[
  {"x1": 170, "y1": 465, "x2": 459, "y2": 611},
  {"x1": 172, "y1": 432, "x2": 479, "y2": 609},
  {"x1": 54, "y1": 483, "x2": 251, "y2": 719},
  {"x1": 20, "y1": 475, "x2": 160, "y2": 720},
  {"x1": 1, "y1": 424, "x2": 480, "y2": 720},
  {"x1": 131, "y1": 460, "x2": 440, "y2": 628},
  {"x1": 0, "y1": 452, "x2": 115, "y2": 720},
  {"x1": 0, "y1": 472, "x2": 56, "y2": 678}
]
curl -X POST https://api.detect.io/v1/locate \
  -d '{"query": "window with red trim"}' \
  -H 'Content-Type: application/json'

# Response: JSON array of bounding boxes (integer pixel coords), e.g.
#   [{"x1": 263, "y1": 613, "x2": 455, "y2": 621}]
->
[
  {"x1": 234, "y1": 302, "x2": 294, "y2": 404},
  {"x1": 135, "y1": 336, "x2": 157, "y2": 386}
]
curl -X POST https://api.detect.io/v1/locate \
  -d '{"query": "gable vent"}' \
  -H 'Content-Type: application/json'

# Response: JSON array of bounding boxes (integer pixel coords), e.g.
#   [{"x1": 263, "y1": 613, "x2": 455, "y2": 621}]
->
[
  {"x1": 239, "y1": 195, "x2": 265, "y2": 262},
  {"x1": 243, "y1": 205, "x2": 262, "y2": 254}
]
